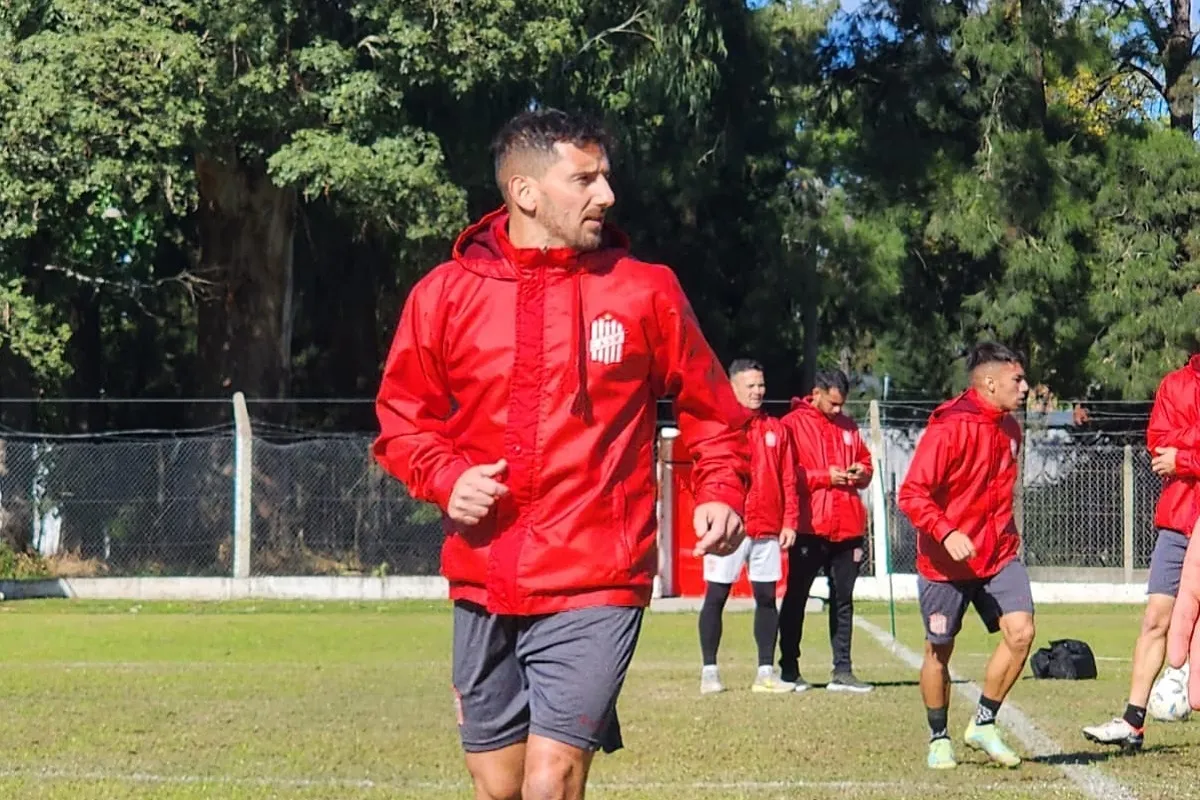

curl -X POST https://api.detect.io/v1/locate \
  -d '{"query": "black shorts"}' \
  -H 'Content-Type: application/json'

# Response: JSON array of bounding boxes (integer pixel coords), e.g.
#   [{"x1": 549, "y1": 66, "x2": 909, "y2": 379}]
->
[
  {"x1": 451, "y1": 601, "x2": 644, "y2": 754},
  {"x1": 917, "y1": 560, "x2": 1034, "y2": 645}
]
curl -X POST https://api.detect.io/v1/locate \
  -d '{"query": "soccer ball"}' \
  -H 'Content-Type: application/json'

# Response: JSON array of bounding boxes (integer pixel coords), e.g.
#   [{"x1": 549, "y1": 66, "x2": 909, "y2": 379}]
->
[{"x1": 1148, "y1": 662, "x2": 1191, "y2": 723}]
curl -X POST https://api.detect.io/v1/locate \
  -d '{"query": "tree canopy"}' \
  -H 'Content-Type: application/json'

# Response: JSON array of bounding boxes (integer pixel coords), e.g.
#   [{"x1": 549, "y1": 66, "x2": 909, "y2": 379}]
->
[{"x1": 0, "y1": 0, "x2": 1197, "y2": 431}]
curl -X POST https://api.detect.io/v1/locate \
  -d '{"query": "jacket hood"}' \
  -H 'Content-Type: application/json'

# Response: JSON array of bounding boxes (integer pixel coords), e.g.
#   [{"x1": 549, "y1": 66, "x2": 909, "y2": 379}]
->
[
  {"x1": 789, "y1": 395, "x2": 838, "y2": 423},
  {"x1": 451, "y1": 207, "x2": 631, "y2": 280},
  {"x1": 930, "y1": 388, "x2": 1009, "y2": 424},
  {"x1": 449, "y1": 207, "x2": 631, "y2": 426}
]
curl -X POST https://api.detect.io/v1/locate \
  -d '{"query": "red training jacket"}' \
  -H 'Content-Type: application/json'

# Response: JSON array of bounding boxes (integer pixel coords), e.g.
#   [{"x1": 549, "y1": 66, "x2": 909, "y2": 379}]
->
[
  {"x1": 1149, "y1": 355, "x2": 1200, "y2": 537},
  {"x1": 744, "y1": 413, "x2": 801, "y2": 538},
  {"x1": 897, "y1": 389, "x2": 1022, "y2": 582},
  {"x1": 373, "y1": 209, "x2": 751, "y2": 615},
  {"x1": 781, "y1": 397, "x2": 872, "y2": 541}
]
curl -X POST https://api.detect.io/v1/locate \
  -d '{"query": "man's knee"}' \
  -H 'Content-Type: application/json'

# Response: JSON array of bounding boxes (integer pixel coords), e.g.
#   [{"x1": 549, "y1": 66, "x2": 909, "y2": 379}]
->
[
  {"x1": 924, "y1": 640, "x2": 954, "y2": 666},
  {"x1": 1141, "y1": 595, "x2": 1175, "y2": 639},
  {"x1": 751, "y1": 581, "x2": 777, "y2": 608},
  {"x1": 1001, "y1": 613, "x2": 1035, "y2": 652},
  {"x1": 522, "y1": 742, "x2": 589, "y2": 800},
  {"x1": 466, "y1": 753, "x2": 523, "y2": 800}
]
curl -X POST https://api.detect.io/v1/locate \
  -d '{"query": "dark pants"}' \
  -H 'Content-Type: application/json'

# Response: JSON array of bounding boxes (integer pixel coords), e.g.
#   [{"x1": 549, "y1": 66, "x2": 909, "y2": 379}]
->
[{"x1": 778, "y1": 535, "x2": 864, "y2": 677}]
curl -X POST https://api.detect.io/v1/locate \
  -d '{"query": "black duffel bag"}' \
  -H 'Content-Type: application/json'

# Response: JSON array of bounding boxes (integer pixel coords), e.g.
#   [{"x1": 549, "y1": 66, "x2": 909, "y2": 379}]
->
[{"x1": 1030, "y1": 638, "x2": 1098, "y2": 680}]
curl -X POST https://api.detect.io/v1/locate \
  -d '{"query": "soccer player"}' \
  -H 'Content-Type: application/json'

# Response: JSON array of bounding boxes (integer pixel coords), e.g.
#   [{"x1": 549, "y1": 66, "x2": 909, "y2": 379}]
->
[
  {"x1": 373, "y1": 108, "x2": 751, "y2": 800},
  {"x1": 777, "y1": 368, "x2": 874, "y2": 693},
  {"x1": 1083, "y1": 354, "x2": 1200, "y2": 751},
  {"x1": 699, "y1": 359, "x2": 800, "y2": 695},
  {"x1": 897, "y1": 342, "x2": 1034, "y2": 770}
]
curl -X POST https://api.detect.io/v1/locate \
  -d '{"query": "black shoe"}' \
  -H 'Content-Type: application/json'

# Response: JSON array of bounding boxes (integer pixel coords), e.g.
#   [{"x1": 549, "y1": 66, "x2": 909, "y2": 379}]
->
[{"x1": 827, "y1": 671, "x2": 873, "y2": 693}]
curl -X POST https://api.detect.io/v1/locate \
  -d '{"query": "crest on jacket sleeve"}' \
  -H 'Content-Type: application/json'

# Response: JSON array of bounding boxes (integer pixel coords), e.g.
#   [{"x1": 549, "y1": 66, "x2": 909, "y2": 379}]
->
[
  {"x1": 589, "y1": 314, "x2": 626, "y2": 365},
  {"x1": 765, "y1": 431, "x2": 778, "y2": 448}
]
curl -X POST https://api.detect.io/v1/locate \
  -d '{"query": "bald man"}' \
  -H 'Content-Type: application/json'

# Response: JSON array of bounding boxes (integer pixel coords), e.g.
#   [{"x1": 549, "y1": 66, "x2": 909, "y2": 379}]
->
[{"x1": 898, "y1": 341, "x2": 1034, "y2": 771}]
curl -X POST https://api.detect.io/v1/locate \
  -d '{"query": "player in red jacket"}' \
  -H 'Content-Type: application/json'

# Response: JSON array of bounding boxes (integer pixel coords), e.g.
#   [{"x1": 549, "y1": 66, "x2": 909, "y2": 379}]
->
[
  {"x1": 373, "y1": 109, "x2": 751, "y2": 800},
  {"x1": 698, "y1": 359, "x2": 800, "y2": 695},
  {"x1": 777, "y1": 368, "x2": 874, "y2": 693},
  {"x1": 897, "y1": 342, "x2": 1033, "y2": 770},
  {"x1": 1084, "y1": 354, "x2": 1200, "y2": 752}
]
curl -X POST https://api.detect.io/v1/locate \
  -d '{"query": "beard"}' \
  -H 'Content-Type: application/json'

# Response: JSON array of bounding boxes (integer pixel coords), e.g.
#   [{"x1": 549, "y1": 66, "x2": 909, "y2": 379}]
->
[{"x1": 540, "y1": 204, "x2": 606, "y2": 251}]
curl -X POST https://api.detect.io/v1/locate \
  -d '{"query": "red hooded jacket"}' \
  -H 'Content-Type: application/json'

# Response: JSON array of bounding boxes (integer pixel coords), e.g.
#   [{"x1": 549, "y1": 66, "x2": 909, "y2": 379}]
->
[
  {"x1": 744, "y1": 413, "x2": 801, "y2": 538},
  {"x1": 781, "y1": 398, "x2": 872, "y2": 541},
  {"x1": 1149, "y1": 355, "x2": 1200, "y2": 537},
  {"x1": 373, "y1": 209, "x2": 751, "y2": 615},
  {"x1": 898, "y1": 389, "x2": 1022, "y2": 582}
]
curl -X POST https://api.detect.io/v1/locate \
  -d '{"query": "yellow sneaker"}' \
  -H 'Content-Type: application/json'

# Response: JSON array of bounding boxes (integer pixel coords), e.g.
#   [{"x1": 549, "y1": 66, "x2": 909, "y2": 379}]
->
[
  {"x1": 964, "y1": 721, "x2": 1021, "y2": 767},
  {"x1": 927, "y1": 737, "x2": 957, "y2": 769}
]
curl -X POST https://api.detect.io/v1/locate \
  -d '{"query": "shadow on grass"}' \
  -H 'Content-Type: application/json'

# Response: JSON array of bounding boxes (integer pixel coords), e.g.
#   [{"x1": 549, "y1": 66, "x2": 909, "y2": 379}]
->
[
  {"x1": 807, "y1": 678, "x2": 971, "y2": 689},
  {"x1": 1031, "y1": 744, "x2": 1185, "y2": 766}
]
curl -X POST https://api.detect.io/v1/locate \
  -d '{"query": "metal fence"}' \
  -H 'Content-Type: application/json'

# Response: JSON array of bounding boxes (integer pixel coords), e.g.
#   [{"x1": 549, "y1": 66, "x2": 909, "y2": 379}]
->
[
  {"x1": 0, "y1": 425, "x2": 1174, "y2": 580},
  {"x1": 873, "y1": 430, "x2": 1160, "y2": 581}
]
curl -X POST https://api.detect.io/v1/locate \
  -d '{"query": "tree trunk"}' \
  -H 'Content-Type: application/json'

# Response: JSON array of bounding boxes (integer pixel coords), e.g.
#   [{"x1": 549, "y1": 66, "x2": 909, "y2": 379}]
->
[
  {"x1": 800, "y1": 277, "x2": 820, "y2": 394},
  {"x1": 194, "y1": 154, "x2": 296, "y2": 408},
  {"x1": 65, "y1": 288, "x2": 105, "y2": 433},
  {"x1": 1164, "y1": 0, "x2": 1195, "y2": 134}
]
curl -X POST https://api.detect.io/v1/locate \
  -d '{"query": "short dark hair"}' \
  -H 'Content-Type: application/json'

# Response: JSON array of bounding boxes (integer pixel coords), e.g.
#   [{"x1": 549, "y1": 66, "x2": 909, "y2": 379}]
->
[
  {"x1": 728, "y1": 358, "x2": 764, "y2": 378},
  {"x1": 491, "y1": 108, "x2": 612, "y2": 192},
  {"x1": 813, "y1": 368, "x2": 850, "y2": 396},
  {"x1": 966, "y1": 341, "x2": 1025, "y2": 372}
]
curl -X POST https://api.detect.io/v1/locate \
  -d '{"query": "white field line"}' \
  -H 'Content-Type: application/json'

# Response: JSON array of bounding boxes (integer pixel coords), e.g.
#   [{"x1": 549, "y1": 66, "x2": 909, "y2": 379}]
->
[
  {"x1": 854, "y1": 616, "x2": 1137, "y2": 800},
  {"x1": 0, "y1": 766, "x2": 1075, "y2": 794}
]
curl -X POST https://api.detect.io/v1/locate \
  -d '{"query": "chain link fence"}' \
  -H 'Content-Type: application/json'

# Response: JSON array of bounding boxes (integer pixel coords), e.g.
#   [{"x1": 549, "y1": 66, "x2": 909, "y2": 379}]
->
[
  {"x1": 874, "y1": 429, "x2": 1163, "y2": 578},
  {"x1": 0, "y1": 425, "x2": 1176, "y2": 580}
]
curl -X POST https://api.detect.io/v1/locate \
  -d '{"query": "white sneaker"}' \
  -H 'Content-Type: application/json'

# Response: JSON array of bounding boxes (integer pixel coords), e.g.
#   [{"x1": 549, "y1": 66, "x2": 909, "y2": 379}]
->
[
  {"x1": 700, "y1": 665, "x2": 725, "y2": 695},
  {"x1": 751, "y1": 666, "x2": 796, "y2": 693},
  {"x1": 1081, "y1": 717, "x2": 1143, "y2": 752}
]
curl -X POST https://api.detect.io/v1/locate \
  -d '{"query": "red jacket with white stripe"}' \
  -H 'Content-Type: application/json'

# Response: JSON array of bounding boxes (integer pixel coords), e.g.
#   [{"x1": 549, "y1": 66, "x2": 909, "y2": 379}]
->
[
  {"x1": 373, "y1": 209, "x2": 751, "y2": 615},
  {"x1": 1149, "y1": 355, "x2": 1200, "y2": 537},
  {"x1": 744, "y1": 413, "x2": 801, "y2": 538},
  {"x1": 898, "y1": 389, "x2": 1022, "y2": 582},
  {"x1": 781, "y1": 398, "x2": 872, "y2": 541}
]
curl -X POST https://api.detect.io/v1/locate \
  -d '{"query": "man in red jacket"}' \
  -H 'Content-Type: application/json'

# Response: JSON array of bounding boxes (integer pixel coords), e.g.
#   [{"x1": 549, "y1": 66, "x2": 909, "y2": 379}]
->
[
  {"x1": 698, "y1": 359, "x2": 800, "y2": 695},
  {"x1": 373, "y1": 108, "x2": 751, "y2": 800},
  {"x1": 898, "y1": 341, "x2": 1033, "y2": 770},
  {"x1": 777, "y1": 368, "x2": 874, "y2": 693},
  {"x1": 1083, "y1": 355, "x2": 1200, "y2": 752}
]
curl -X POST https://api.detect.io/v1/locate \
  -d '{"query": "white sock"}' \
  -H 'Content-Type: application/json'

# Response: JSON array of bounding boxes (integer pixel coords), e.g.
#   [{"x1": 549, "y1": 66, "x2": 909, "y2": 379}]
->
[
  {"x1": 757, "y1": 665, "x2": 773, "y2": 677},
  {"x1": 702, "y1": 664, "x2": 719, "y2": 676}
]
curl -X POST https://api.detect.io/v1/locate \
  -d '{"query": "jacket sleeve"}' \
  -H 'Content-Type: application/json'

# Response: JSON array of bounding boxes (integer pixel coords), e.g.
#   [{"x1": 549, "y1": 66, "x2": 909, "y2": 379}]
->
[
  {"x1": 1147, "y1": 376, "x2": 1200, "y2": 478},
  {"x1": 897, "y1": 423, "x2": 958, "y2": 543},
  {"x1": 851, "y1": 425, "x2": 874, "y2": 487},
  {"x1": 784, "y1": 416, "x2": 831, "y2": 491},
  {"x1": 781, "y1": 426, "x2": 801, "y2": 530},
  {"x1": 372, "y1": 273, "x2": 472, "y2": 511},
  {"x1": 650, "y1": 270, "x2": 751, "y2": 514}
]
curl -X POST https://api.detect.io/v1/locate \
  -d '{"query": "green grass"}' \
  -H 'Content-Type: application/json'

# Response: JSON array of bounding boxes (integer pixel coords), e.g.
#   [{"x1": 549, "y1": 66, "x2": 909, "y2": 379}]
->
[{"x1": 0, "y1": 599, "x2": 1197, "y2": 798}]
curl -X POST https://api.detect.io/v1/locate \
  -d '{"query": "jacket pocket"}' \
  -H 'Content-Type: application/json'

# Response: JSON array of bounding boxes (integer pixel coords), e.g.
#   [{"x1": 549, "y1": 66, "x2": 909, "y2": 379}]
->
[{"x1": 612, "y1": 480, "x2": 633, "y2": 570}]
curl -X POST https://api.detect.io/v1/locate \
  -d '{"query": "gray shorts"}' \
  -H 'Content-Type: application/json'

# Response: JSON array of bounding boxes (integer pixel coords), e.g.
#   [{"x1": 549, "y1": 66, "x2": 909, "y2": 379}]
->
[
  {"x1": 451, "y1": 601, "x2": 643, "y2": 754},
  {"x1": 918, "y1": 560, "x2": 1034, "y2": 645},
  {"x1": 1148, "y1": 529, "x2": 1189, "y2": 597}
]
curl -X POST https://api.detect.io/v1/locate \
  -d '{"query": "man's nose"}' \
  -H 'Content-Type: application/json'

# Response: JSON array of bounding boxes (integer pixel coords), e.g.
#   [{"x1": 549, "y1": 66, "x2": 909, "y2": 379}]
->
[{"x1": 593, "y1": 175, "x2": 616, "y2": 208}]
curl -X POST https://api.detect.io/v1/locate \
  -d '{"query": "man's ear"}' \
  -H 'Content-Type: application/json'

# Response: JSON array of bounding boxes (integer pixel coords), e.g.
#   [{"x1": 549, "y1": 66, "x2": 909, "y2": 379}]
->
[{"x1": 508, "y1": 175, "x2": 538, "y2": 214}]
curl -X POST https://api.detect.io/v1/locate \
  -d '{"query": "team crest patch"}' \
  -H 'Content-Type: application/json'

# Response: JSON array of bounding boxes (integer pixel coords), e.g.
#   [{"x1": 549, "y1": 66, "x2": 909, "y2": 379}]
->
[
  {"x1": 1011, "y1": 439, "x2": 1019, "y2": 459},
  {"x1": 842, "y1": 430, "x2": 853, "y2": 445},
  {"x1": 928, "y1": 613, "x2": 948, "y2": 637},
  {"x1": 765, "y1": 431, "x2": 778, "y2": 448},
  {"x1": 589, "y1": 313, "x2": 626, "y2": 365}
]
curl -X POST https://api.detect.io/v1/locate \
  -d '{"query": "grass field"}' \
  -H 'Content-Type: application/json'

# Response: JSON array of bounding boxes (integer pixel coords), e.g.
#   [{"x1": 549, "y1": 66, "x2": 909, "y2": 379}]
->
[{"x1": 1, "y1": 599, "x2": 1199, "y2": 799}]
